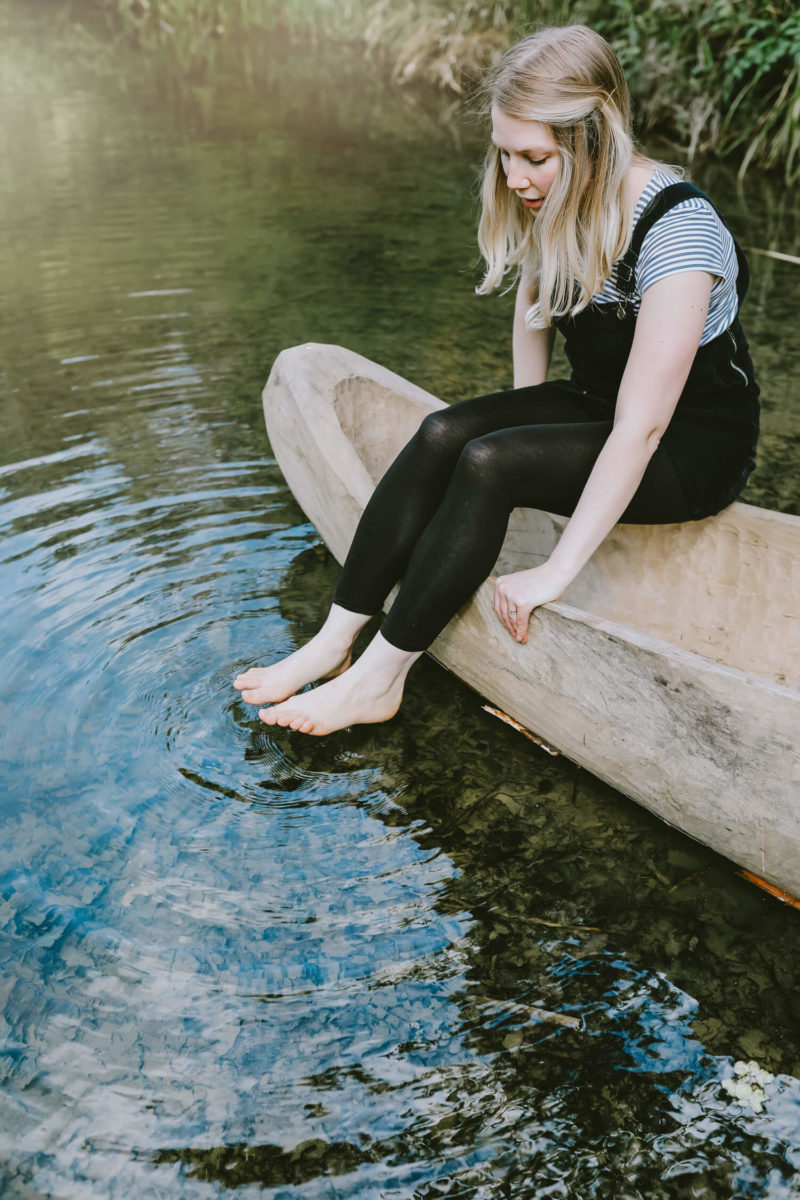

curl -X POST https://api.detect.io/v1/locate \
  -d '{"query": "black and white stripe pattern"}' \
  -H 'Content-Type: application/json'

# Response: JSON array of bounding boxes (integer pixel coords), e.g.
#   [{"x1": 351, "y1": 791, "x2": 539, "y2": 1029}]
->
[{"x1": 595, "y1": 171, "x2": 738, "y2": 345}]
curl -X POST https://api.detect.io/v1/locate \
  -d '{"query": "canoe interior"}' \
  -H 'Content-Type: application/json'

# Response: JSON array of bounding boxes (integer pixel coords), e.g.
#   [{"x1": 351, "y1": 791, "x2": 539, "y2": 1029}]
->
[
  {"x1": 266, "y1": 345, "x2": 800, "y2": 899},
  {"x1": 334, "y1": 375, "x2": 800, "y2": 691}
]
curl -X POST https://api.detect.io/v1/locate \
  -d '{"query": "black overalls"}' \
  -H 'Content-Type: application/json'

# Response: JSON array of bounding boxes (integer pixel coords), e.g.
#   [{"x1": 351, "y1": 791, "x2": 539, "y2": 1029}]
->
[{"x1": 554, "y1": 182, "x2": 760, "y2": 520}]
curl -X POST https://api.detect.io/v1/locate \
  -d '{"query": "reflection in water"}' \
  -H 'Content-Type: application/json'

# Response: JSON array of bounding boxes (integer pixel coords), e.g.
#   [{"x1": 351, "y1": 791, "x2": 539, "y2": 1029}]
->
[{"x1": 1, "y1": 6, "x2": 800, "y2": 1198}]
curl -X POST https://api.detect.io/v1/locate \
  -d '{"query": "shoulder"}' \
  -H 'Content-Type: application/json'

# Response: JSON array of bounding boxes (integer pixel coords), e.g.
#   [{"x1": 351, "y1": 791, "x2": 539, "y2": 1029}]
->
[
  {"x1": 636, "y1": 180, "x2": 735, "y2": 293},
  {"x1": 642, "y1": 194, "x2": 728, "y2": 250}
]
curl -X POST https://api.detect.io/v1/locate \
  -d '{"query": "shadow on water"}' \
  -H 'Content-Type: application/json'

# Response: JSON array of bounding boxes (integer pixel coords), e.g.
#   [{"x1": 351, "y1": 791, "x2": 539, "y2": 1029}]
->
[
  {"x1": 159, "y1": 566, "x2": 800, "y2": 1195},
  {"x1": 159, "y1": 682, "x2": 800, "y2": 1193},
  {"x1": 1, "y1": 4, "x2": 800, "y2": 1198}
]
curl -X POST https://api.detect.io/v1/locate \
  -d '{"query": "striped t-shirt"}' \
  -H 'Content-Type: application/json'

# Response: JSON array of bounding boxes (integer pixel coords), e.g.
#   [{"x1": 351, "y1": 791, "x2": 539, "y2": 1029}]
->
[{"x1": 594, "y1": 170, "x2": 739, "y2": 345}]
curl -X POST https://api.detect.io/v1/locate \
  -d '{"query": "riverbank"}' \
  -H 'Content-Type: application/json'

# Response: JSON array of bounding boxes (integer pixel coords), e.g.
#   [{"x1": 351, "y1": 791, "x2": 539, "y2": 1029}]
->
[{"x1": 61, "y1": 0, "x2": 800, "y2": 179}]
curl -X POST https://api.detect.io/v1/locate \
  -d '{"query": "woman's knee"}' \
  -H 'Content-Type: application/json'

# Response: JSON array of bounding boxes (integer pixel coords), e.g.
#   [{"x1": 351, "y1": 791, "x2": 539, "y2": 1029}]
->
[
  {"x1": 454, "y1": 436, "x2": 507, "y2": 490},
  {"x1": 413, "y1": 409, "x2": 469, "y2": 460}
]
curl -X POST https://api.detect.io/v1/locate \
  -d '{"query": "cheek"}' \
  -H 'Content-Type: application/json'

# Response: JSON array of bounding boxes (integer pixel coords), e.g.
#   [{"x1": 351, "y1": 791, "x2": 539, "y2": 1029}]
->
[{"x1": 543, "y1": 161, "x2": 561, "y2": 191}]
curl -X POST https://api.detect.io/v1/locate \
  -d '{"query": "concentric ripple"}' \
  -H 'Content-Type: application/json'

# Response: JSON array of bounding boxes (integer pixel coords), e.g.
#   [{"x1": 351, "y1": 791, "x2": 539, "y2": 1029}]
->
[{"x1": 0, "y1": 437, "x2": 476, "y2": 1198}]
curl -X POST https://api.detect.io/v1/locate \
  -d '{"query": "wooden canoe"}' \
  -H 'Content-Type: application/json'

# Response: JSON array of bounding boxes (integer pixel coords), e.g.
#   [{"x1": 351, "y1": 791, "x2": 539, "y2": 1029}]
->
[{"x1": 263, "y1": 343, "x2": 800, "y2": 897}]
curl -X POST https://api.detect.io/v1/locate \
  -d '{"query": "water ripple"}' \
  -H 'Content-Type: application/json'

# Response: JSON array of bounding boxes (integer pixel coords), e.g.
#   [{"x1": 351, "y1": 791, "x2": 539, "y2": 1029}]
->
[{"x1": 2, "y1": 13, "x2": 800, "y2": 1198}]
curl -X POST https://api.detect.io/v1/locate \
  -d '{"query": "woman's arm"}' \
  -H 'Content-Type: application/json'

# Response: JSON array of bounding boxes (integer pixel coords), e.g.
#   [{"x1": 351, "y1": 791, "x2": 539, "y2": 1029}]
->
[
  {"x1": 495, "y1": 269, "x2": 714, "y2": 641},
  {"x1": 513, "y1": 277, "x2": 556, "y2": 388}
]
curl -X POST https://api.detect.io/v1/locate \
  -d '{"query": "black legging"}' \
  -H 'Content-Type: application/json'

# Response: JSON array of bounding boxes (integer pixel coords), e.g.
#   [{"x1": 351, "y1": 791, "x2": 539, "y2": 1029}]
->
[{"x1": 332, "y1": 381, "x2": 691, "y2": 651}]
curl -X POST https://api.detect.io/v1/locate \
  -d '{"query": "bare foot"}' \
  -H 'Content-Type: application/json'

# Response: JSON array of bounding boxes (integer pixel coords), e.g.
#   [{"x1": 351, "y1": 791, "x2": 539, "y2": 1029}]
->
[
  {"x1": 233, "y1": 605, "x2": 372, "y2": 705},
  {"x1": 234, "y1": 639, "x2": 350, "y2": 705},
  {"x1": 258, "y1": 634, "x2": 421, "y2": 736}
]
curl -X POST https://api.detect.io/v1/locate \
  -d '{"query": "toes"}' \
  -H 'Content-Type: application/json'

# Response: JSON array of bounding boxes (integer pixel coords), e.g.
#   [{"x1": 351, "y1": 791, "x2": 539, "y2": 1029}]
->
[
  {"x1": 235, "y1": 669, "x2": 268, "y2": 687},
  {"x1": 242, "y1": 685, "x2": 296, "y2": 705},
  {"x1": 257, "y1": 705, "x2": 317, "y2": 733},
  {"x1": 257, "y1": 705, "x2": 297, "y2": 728}
]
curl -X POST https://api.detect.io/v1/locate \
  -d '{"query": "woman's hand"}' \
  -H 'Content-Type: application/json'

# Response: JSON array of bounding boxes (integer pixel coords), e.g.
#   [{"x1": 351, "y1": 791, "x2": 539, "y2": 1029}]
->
[{"x1": 494, "y1": 563, "x2": 569, "y2": 643}]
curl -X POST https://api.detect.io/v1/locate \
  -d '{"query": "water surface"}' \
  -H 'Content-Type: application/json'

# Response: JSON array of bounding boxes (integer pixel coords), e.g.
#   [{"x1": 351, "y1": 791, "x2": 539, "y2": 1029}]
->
[{"x1": 1, "y1": 7, "x2": 800, "y2": 1197}]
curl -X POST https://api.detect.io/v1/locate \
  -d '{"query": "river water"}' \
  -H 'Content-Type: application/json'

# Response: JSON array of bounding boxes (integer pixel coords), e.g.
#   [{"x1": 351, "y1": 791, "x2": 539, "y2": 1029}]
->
[{"x1": 1, "y1": 6, "x2": 800, "y2": 1198}]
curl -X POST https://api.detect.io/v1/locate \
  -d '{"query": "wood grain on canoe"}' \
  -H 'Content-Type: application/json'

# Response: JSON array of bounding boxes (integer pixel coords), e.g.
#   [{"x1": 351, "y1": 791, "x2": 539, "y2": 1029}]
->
[{"x1": 263, "y1": 343, "x2": 800, "y2": 898}]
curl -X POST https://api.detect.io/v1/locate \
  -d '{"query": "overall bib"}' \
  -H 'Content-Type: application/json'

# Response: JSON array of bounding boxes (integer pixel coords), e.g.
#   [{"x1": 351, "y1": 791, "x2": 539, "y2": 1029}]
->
[{"x1": 554, "y1": 182, "x2": 760, "y2": 520}]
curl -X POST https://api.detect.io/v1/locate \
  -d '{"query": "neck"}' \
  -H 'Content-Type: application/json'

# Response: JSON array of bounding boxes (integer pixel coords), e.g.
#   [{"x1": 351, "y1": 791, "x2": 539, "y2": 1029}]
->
[{"x1": 625, "y1": 160, "x2": 655, "y2": 228}]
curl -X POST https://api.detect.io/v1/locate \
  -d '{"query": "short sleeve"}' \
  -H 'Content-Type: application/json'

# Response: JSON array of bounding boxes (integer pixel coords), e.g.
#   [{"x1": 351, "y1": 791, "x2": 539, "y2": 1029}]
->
[{"x1": 635, "y1": 200, "x2": 736, "y2": 297}]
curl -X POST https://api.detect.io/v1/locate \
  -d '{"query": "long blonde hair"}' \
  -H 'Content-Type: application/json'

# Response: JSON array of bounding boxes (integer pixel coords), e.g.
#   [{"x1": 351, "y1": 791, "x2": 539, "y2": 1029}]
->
[{"x1": 477, "y1": 25, "x2": 644, "y2": 328}]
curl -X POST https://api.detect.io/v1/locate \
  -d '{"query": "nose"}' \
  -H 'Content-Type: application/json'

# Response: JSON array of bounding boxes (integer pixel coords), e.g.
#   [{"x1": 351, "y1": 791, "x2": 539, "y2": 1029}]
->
[{"x1": 505, "y1": 159, "x2": 532, "y2": 192}]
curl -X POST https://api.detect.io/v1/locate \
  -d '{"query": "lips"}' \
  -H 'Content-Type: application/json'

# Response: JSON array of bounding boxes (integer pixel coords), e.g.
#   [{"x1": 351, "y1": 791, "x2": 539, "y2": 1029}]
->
[{"x1": 520, "y1": 196, "x2": 543, "y2": 209}]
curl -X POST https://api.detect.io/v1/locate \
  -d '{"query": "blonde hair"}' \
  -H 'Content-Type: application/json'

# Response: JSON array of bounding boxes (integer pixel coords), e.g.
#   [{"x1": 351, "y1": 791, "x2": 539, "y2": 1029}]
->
[{"x1": 477, "y1": 25, "x2": 646, "y2": 328}]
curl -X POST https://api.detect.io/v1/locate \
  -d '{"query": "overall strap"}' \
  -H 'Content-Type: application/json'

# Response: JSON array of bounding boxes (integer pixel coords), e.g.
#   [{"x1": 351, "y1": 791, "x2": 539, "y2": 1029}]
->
[{"x1": 615, "y1": 181, "x2": 749, "y2": 305}]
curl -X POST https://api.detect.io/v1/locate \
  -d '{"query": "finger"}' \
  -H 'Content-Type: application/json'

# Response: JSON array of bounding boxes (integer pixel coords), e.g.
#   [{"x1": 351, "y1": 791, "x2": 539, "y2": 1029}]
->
[
  {"x1": 515, "y1": 606, "x2": 532, "y2": 643},
  {"x1": 496, "y1": 586, "x2": 512, "y2": 628},
  {"x1": 505, "y1": 601, "x2": 519, "y2": 638}
]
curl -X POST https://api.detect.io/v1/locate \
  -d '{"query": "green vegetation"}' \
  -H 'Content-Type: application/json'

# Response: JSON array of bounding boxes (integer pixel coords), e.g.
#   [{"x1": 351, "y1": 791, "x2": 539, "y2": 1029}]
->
[{"x1": 71, "y1": 0, "x2": 800, "y2": 180}]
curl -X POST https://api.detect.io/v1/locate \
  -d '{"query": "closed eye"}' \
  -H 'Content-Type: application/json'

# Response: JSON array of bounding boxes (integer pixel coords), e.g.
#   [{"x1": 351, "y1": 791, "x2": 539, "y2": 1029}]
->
[{"x1": 497, "y1": 148, "x2": 547, "y2": 167}]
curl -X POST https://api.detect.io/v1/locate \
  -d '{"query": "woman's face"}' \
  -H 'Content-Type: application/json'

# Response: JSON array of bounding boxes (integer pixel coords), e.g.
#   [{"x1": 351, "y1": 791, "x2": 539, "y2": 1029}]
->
[{"x1": 491, "y1": 107, "x2": 561, "y2": 214}]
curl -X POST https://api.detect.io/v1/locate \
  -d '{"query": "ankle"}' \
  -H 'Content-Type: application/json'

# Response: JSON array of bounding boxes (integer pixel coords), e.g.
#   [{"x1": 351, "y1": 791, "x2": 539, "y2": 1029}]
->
[
  {"x1": 321, "y1": 604, "x2": 373, "y2": 651},
  {"x1": 357, "y1": 632, "x2": 422, "y2": 685}
]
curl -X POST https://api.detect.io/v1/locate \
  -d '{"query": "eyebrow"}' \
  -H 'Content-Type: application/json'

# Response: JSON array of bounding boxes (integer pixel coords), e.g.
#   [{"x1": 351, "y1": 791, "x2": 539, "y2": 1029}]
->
[{"x1": 490, "y1": 137, "x2": 551, "y2": 155}]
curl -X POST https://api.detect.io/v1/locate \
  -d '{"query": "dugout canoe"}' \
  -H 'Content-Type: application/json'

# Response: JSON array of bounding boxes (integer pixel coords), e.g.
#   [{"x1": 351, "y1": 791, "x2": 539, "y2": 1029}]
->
[{"x1": 263, "y1": 343, "x2": 800, "y2": 898}]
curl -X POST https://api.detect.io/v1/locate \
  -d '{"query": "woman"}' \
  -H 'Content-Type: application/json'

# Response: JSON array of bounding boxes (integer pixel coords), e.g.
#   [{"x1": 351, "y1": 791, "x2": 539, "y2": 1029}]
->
[{"x1": 234, "y1": 24, "x2": 759, "y2": 735}]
